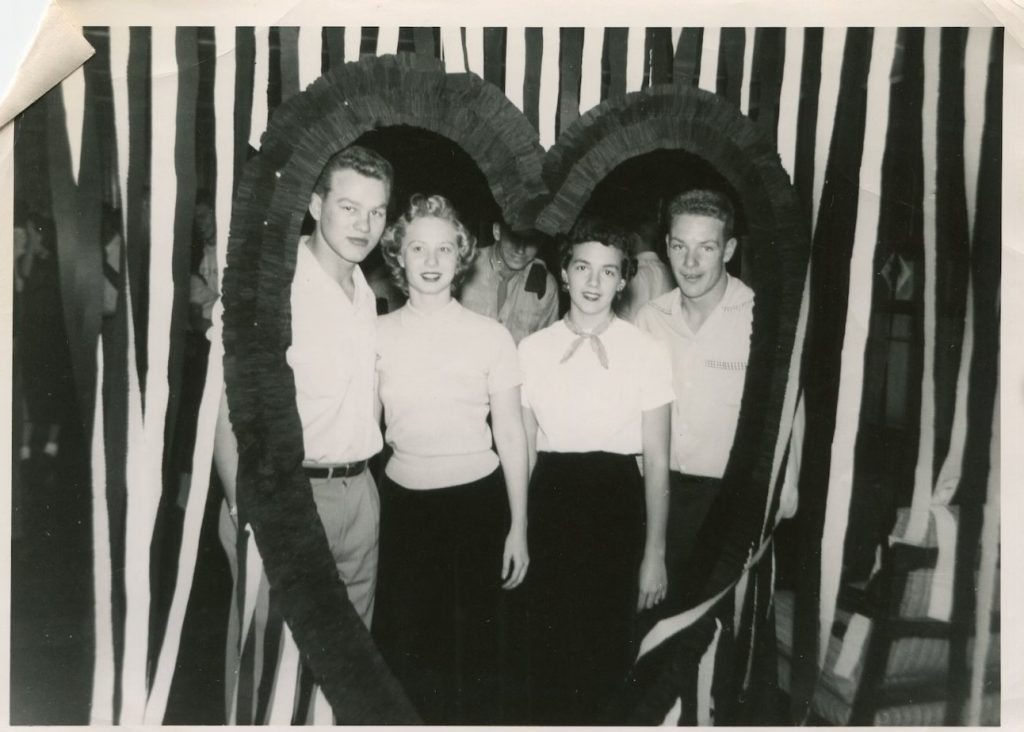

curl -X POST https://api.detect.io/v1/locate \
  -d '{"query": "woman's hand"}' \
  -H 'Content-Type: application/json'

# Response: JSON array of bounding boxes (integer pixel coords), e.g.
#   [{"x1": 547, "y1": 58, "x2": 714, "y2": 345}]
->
[
  {"x1": 637, "y1": 551, "x2": 668, "y2": 610},
  {"x1": 501, "y1": 524, "x2": 529, "y2": 590}
]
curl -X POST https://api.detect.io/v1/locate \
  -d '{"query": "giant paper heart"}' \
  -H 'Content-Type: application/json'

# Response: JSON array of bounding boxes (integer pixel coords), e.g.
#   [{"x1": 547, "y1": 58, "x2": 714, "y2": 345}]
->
[{"x1": 222, "y1": 53, "x2": 809, "y2": 723}]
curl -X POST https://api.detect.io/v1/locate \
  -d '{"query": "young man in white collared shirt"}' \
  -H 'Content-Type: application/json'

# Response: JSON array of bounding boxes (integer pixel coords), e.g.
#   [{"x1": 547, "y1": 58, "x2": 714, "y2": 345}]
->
[
  {"x1": 212, "y1": 145, "x2": 393, "y2": 722},
  {"x1": 634, "y1": 189, "x2": 754, "y2": 609}
]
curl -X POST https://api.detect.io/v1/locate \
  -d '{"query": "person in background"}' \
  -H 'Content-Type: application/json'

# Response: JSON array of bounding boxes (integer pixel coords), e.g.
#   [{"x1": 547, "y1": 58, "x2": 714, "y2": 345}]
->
[
  {"x1": 459, "y1": 220, "x2": 558, "y2": 344},
  {"x1": 616, "y1": 211, "x2": 674, "y2": 323},
  {"x1": 634, "y1": 189, "x2": 754, "y2": 616},
  {"x1": 171, "y1": 194, "x2": 220, "y2": 510},
  {"x1": 372, "y1": 194, "x2": 529, "y2": 724},
  {"x1": 517, "y1": 220, "x2": 673, "y2": 725},
  {"x1": 16, "y1": 210, "x2": 72, "y2": 471}
]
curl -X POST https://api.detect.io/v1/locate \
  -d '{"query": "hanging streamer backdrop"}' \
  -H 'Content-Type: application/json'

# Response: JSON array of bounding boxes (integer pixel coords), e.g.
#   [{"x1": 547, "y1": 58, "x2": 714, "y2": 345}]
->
[{"x1": 10, "y1": 24, "x2": 1000, "y2": 724}]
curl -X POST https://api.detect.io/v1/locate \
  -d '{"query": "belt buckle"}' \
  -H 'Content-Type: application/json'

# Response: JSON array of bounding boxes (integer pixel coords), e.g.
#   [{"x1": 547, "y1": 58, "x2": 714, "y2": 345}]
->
[{"x1": 331, "y1": 461, "x2": 362, "y2": 479}]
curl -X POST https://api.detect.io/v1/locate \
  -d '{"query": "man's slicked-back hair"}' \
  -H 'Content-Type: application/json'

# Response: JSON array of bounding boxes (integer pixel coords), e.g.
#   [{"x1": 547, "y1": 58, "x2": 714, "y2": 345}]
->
[
  {"x1": 313, "y1": 145, "x2": 394, "y2": 198},
  {"x1": 667, "y1": 189, "x2": 736, "y2": 240}
]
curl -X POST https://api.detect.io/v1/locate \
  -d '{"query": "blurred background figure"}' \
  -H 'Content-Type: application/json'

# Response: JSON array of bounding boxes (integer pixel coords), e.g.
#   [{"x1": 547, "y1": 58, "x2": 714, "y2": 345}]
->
[
  {"x1": 173, "y1": 191, "x2": 220, "y2": 509},
  {"x1": 615, "y1": 202, "x2": 673, "y2": 323},
  {"x1": 15, "y1": 209, "x2": 74, "y2": 480},
  {"x1": 459, "y1": 220, "x2": 558, "y2": 344}
]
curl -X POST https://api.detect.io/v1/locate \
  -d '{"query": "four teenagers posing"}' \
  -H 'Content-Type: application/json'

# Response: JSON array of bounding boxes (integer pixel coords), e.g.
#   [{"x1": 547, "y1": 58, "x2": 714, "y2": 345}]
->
[{"x1": 214, "y1": 144, "x2": 752, "y2": 725}]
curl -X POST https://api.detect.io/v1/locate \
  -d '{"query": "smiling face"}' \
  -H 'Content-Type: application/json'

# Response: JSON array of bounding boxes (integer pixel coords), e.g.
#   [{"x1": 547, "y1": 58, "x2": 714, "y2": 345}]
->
[
  {"x1": 400, "y1": 216, "x2": 460, "y2": 296},
  {"x1": 562, "y1": 240, "x2": 627, "y2": 319},
  {"x1": 494, "y1": 224, "x2": 540, "y2": 272},
  {"x1": 666, "y1": 213, "x2": 736, "y2": 307},
  {"x1": 308, "y1": 168, "x2": 390, "y2": 268}
]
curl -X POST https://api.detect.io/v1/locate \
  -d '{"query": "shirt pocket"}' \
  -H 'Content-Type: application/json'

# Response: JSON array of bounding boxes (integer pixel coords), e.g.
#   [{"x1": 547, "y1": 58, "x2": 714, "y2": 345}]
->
[{"x1": 704, "y1": 359, "x2": 747, "y2": 407}]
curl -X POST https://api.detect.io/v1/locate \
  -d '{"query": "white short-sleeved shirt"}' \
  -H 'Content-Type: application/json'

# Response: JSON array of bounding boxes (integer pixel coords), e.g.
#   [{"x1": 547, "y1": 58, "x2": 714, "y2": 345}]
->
[
  {"x1": 376, "y1": 299, "x2": 521, "y2": 490},
  {"x1": 286, "y1": 238, "x2": 382, "y2": 464},
  {"x1": 518, "y1": 317, "x2": 675, "y2": 455},
  {"x1": 634, "y1": 276, "x2": 754, "y2": 478},
  {"x1": 208, "y1": 239, "x2": 382, "y2": 464}
]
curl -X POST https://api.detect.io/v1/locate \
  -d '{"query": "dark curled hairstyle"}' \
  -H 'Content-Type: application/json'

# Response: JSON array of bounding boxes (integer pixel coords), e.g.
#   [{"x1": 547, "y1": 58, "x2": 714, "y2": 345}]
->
[
  {"x1": 559, "y1": 217, "x2": 637, "y2": 283},
  {"x1": 379, "y1": 194, "x2": 477, "y2": 295},
  {"x1": 666, "y1": 189, "x2": 736, "y2": 240},
  {"x1": 312, "y1": 145, "x2": 394, "y2": 198}
]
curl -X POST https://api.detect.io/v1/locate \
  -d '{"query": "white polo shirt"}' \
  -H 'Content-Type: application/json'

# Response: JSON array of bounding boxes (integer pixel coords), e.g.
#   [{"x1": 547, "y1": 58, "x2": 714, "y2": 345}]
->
[
  {"x1": 518, "y1": 317, "x2": 674, "y2": 455},
  {"x1": 286, "y1": 237, "x2": 382, "y2": 464},
  {"x1": 634, "y1": 276, "x2": 754, "y2": 478},
  {"x1": 376, "y1": 299, "x2": 521, "y2": 490}
]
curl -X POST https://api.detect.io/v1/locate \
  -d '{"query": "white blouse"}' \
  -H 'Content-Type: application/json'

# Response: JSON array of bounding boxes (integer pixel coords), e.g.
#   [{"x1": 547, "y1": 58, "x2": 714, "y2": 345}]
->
[
  {"x1": 518, "y1": 317, "x2": 674, "y2": 455},
  {"x1": 376, "y1": 299, "x2": 521, "y2": 489}
]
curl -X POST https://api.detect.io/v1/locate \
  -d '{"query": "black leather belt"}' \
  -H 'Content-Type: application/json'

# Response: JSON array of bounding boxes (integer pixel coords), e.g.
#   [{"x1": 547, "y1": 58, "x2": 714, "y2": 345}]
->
[{"x1": 303, "y1": 460, "x2": 367, "y2": 479}]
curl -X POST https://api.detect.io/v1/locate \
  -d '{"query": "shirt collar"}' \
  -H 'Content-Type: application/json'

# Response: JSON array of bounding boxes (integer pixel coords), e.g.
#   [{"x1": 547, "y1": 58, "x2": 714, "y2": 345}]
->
[
  {"x1": 673, "y1": 273, "x2": 736, "y2": 315},
  {"x1": 297, "y1": 235, "x2": 375, "y2": 310},
  {"x1": 400, "y1": 297, "x2": 462, "y2": 326}
]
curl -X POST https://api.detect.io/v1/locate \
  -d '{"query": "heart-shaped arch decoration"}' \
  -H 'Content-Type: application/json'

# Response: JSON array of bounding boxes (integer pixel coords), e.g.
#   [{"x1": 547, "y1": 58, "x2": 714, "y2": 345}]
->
[
  {"x1": 539, "y1": 85, "x2": 809, "y2": 606},
  {"x1": 222, "y1": 56, "x2": 809, "y2": 721}
]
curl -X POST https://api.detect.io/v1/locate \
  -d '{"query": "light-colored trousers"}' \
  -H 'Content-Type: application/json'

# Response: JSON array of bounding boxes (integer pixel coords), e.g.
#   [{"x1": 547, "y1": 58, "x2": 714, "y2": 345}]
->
[{"x1": 218, "y1": 469, "x2": 380, "y2": 723}]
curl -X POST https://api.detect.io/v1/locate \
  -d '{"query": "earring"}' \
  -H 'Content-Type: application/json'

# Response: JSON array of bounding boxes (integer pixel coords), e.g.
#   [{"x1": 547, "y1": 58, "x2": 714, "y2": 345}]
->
[{"x1": 561, "y1": 280, "x2": 569, "y2": 292}]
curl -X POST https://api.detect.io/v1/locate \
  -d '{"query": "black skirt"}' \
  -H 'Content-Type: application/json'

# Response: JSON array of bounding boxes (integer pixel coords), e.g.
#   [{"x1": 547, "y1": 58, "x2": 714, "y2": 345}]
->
[
  {"x1": 372, "y1": 468, "x2": 510, "y2": 724},
  {"x1": 524, "y1": 451, "x2": 646, "y2": 725}
]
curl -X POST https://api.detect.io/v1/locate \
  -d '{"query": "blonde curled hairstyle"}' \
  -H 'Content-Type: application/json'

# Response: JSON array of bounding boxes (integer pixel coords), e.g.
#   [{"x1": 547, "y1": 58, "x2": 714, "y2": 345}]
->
[{"x1": 380, "y1": 194, "x2": 478, "y2": 295}]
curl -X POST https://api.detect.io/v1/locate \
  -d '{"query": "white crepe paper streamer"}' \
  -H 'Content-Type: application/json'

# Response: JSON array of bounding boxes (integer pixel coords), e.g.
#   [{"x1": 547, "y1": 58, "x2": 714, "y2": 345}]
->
[
  {"x1": 817, "y1": 28, "x2": 898, "y2": 671},
  {"x1": 298, "y1": 26, "x2": 322, "y2": 90},
  {"x1": 626, "y1": 26, "x2": 645, "y2": 93},
  {"x1": 926, "y1": 505, "x2": 958, "y2": 621},
  {"x1": 267, "y1": 626, "x2": 303, "y2": 724},
  {"x1": 538, "y1": 27, "x2": 559, "y2": 149},
  {"x1": 376, "y1": 25, "x2": 399, "y2": 57},
  {"x1": 811, "y1": 28, "x2": 846, "y2": 231},
  {"x1": 578, "y1": 27, "x2": 604, "y2": 115},
  {"x1": 967, "y1": 393, "x2": 999, "y2": 725},
  {"x1": 740, "y1": 27, "x2": 755, "y2": 116},
  {"x1": 464, "y1": 26, "x2": 484, "y2": 75},
  {"x1": 696, "y1": 619, "x2": 723, "y2": 725},
  {"x1": 934, "y1": 27, "x2": 992, "y2": 504},
  {"x1": 61, "y1": 65, "x2": 85, "y2": 184},
  {"x1": 698, "y1": 27, "x2": 720, "y2": 92},
  {"x1": 505, "y1": 28, "x2": 525, "y2": 112},
  {"x1": 344, "y1": 26, "x2": 361, "y2": 63},
  {"x1": 777, "y1": 28, "x2": 805, "y2": 179},
  {"x1": 88, "y1": 340, "x2": 115, "y2": 724},
  {"x1": 248, "y1": 27, "x2": 270, "y2": 150},
  {"x1": 441, "y1": 26, "x2": 466, "y2": 73},
  {"x1": 902, "y1": 28, "x2": 942, "y2": 544}
]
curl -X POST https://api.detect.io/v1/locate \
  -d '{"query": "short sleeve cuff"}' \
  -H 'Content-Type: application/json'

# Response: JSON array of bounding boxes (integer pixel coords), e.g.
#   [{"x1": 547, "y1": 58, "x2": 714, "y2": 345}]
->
[
  {"x1": 641, "y1": 339, "x2": 676, "y2": 411},
  {"x1": 487, "y1": 328, "x2": 522, "y2": 394}
]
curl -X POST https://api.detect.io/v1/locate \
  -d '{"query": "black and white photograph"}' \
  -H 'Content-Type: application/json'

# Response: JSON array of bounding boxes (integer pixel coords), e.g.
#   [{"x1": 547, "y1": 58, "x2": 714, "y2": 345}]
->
[{"x1": 3, "y1": 0, "x2": 1018, "y2": 726}]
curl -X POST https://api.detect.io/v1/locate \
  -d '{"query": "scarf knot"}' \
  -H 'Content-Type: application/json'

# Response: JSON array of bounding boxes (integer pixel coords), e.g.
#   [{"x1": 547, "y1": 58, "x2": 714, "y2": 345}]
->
[{"x1": 559, "y1": 315, "x2": 612, "y2": 369}]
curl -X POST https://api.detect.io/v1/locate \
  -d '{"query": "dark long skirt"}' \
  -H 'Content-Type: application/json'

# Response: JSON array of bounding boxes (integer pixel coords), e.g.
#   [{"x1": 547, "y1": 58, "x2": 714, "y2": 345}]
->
[
  {"x1": 372, "y1": 468, "x2": 509, "y2": 724},
  {"x1": 525, "y1": 451, "x2": 646, "y2": 725}
]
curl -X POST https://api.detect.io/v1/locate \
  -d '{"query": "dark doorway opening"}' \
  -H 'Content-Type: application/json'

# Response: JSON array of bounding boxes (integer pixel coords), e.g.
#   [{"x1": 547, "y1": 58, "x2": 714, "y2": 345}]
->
[
  {"x1": 576, "y1": 148, "x2": 748, "y2": 278},
  {"x1": 300, "y1": 125, "x2": 503, "y2": 312}
]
